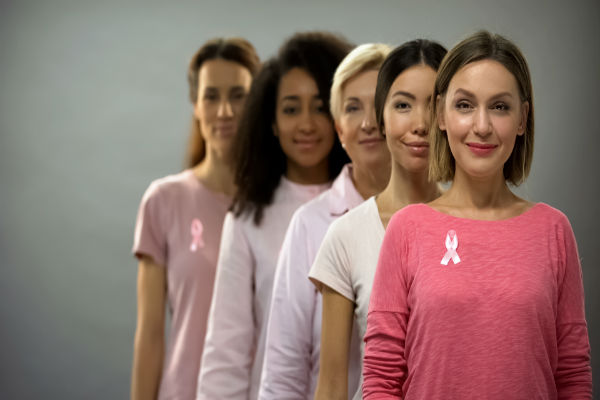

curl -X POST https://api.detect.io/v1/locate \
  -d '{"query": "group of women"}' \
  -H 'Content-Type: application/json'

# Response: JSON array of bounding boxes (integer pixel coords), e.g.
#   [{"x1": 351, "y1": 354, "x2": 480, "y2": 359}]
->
[{"x1": 131, "y1": 30, "x2": 592, "y2": 400}]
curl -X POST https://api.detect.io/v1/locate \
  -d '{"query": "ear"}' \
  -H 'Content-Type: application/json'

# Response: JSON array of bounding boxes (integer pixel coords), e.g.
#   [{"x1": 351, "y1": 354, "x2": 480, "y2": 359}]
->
[
  {"x1": 517, "y1": 101, "x2": 529, "y2": 136},
  {"x1": 436, "y1": 94, "x2": 446, "y2": 131}
]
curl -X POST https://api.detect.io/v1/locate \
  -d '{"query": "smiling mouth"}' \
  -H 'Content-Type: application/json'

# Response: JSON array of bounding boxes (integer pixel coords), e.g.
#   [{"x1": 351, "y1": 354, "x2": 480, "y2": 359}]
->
[
  {"x1": 467, "y1": 142, "x2": 498, "y2": 156},
  {"x1": 294, "y1": 138, "x2": 321, "y2": 149}
]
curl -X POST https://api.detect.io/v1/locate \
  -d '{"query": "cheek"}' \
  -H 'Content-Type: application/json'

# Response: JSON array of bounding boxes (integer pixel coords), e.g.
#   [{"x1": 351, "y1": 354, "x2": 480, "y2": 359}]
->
[
  {"x1": 386, "y1": 113, "x2": 409, "y2": 139},
  {"x1": 339, "y1": 115, "x2": 360, "y2": 141},
  {"x1": 316, "y1": 115, "x2": 335, "y2": 138}
]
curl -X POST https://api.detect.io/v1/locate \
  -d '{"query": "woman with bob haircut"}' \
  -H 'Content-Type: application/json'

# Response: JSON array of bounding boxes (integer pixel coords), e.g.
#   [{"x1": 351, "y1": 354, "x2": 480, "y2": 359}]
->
[
  {"x1": 363, "y1": 31, "x2": 592, "y2": 398},
  {"x1": 258, "y1": 43, "x2": 392, "y2": 400},
  {"x1": 131, "y1": 37, "x2": 259, "y2": 400},
  {"x1": 196, "y1": 31, "x2": 353, "y2": 400},
  {"x1": 309, "y1": 39, "x2": 447, "y2": 400}
]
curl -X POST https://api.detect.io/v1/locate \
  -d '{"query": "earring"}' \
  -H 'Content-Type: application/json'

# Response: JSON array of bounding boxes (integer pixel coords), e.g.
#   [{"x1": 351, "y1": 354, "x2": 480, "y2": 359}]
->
[{"x1": 341, "y1": 142, "x2": 346, "y2": 148}]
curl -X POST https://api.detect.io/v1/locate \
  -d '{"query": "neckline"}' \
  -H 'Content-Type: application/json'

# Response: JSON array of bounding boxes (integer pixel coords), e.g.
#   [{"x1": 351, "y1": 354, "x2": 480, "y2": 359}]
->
[
  {"x1": 418, "y1": 202, "x2": 543, "y2": 223},
  {"x1": 184, "y1": 169, "x2": 232, "y2": 201}
]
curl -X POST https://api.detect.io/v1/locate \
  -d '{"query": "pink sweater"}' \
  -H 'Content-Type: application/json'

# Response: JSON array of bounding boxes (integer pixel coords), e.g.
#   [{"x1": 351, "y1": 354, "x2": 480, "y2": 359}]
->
[{"x1": 363, "y1": 203, "x2": 591, "y2": 399}]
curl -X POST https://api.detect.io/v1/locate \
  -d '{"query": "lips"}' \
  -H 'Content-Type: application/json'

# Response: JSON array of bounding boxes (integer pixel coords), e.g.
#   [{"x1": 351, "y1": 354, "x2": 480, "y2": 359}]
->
[
  {"x1": 402, "y1": 141, "x2": 429, "y2": 156},
  {"x1": 358, "y1": 137, "x2": 385, "y2": 145},
  {"x1": 467, "y1": 142, "x2": 498, "y2": 156},
  {"x1": 294, "y1": 138, "x2": 321, "y2": 150}
]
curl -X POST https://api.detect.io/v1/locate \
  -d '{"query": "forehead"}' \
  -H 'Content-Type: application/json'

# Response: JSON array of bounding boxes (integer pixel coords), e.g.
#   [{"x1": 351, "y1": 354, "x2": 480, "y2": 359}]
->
[
  {"x1": 342, "y1": 69, "x2": 378, "y2": 99},
  {"x1": 198, "y1": 58, "x2": 251, "y2": 87},
  {"x1": 447, "y1": 59, "x2": 520, "y2": 97},
  {"x1": 388, "y1": 64, "x2": 436, "y2": 97},
  {"x1": 278, "y1": 68, "x2": 319, "y2": 99}
]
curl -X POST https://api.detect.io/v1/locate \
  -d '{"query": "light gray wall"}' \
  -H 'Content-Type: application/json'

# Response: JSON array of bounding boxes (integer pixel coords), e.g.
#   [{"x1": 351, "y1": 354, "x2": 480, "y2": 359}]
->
[{"x1": 1, "y1": 0, "x2": 598, "y2": 398}]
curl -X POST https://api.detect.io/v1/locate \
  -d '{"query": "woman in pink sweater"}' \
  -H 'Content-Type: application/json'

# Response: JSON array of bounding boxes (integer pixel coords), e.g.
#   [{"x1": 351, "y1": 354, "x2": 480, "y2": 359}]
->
[{"x1": 363, "y1": 31, "x2": 592, "y2": 399}]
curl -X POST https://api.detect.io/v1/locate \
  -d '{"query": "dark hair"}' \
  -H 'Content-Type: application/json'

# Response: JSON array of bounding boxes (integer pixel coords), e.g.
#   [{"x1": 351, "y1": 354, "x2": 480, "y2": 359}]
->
[
  {"x1": 374, "y1": 39, "x2": 447, "y2": 133},
  {"x1": 232, "y1": 31, "x2": 353, "y2": 225},
  {"x1": 429, "y1": 31, "x2": 534, "y2": 185},
  {"x1": 184, "y1": 37, "x2": 260, "y2": 168}
]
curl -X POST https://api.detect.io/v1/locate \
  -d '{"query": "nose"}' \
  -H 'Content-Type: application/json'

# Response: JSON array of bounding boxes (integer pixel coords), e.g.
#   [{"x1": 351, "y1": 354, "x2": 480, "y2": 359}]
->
[
  {"x1": 217, "y1": 99, "x2": 234, "y2": 118},
  {"x1": 474, "y1": 107, "x2": 492, "y2": 137},
  {"x1": 361, "y1": 108, "x2": 377, "y2": 135},
  {"x1": 411, "y1": 106, "x2": 428, "y2": 137},
  {"x1": 299, "y1": 109, "x2": 316, "y2": 134}
]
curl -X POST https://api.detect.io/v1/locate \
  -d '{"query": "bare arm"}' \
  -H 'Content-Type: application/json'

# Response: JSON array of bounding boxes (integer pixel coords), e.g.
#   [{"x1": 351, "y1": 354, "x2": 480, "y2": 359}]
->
[
  {"x1": 131, "y1": 256, "x2": 167, "y2": 400},
  {"x1": 314, "y1": 285, "x2": 354, "y2": 400}
]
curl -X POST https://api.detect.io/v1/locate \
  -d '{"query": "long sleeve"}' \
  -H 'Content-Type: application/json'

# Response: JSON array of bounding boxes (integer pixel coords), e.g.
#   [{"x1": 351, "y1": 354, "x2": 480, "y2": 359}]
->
[
  {"x1": 362, "y1": 215, "x2": 411, "y2": 399},
  {"x1": 259, "y1": 212, "x2": 316, "y2": 399},
  {"x1": 554, "y1": 216, "x2": 592, "y2": 399},
  {"x1": 197, "y1": 212, "x2": 256, "y2": 400}
]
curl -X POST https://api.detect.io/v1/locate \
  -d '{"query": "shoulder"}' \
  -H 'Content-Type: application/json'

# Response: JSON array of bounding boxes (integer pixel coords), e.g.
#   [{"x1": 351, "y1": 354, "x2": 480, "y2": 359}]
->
[
  {"x1": 327, "y1": 196, "x2": 377, "y2": 237},
  {"x1": 387, "y1": 203, "x2": 433, "y2": 232}
]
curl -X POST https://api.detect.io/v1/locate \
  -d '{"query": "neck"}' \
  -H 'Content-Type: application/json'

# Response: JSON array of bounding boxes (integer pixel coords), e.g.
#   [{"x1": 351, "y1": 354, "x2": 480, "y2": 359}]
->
[
  {"x1": 442, "y1": 168, "x2": 514, "y2": 210},
  {"x1": 376, "y1": 161, "x2": 441, "y2": 227},
  {"x1": 351, "y1": 158, "x2": 390, "y2": 199},
  {"x1": 286, "y1": 158, "x2": 330, "y2": 185},
  {"x1": 193, "y1": 147, "x2": 236, "y2": 196}
]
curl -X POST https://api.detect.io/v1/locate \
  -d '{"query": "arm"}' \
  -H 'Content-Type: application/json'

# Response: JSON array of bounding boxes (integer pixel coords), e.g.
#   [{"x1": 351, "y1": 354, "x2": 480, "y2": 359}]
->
[
  {"x1": 197, "y1": 213, "x2": 255, "y2": 400},
  {"x1": 362, "y1": 217, "x2": 409, "y2": 399},
  {"x1": 131, "y1": 256, "x2": 167, "y2": 400},
  {"x1": 555, "y1": 217, "x2": 592, "y2": 399},
  {"x1": 259, "y1": 214, "x2": 317, "y2": 398},
  {"x1": 313, "y1": 285, "x2": 354, "y2": 400}
]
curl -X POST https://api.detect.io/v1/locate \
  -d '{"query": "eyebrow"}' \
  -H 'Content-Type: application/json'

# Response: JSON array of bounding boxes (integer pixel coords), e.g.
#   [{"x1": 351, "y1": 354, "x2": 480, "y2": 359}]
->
[
  {"x1": 391, "y1": 91, "x2": 416, "y2": 100},
  {"x1": 453, "y1": 88, "x2": 514, "y2": 99},
  {"x1": 281, "y1": 94, "x2": 322, "y2": 102},
  {"x1": 344, "y1": 97, "x2": 361, "y2": 103}
]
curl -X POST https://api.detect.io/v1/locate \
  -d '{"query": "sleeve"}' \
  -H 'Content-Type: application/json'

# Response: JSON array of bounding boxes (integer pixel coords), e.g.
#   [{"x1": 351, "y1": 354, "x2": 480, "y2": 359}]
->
[
  {"x1": 197, "y1": 212, "x2": 256, "y2": 400},
  {"x1": 308, "y1": 219, "x2": 354, "y2": 301},
  {"x1": 554, "y1": 215, "x2": 592, "y2": 399},
  {"x1": 132, "y1": 181, "x2": 167, "y2": 266},
  {"x1": 362, "y1": 215, "x2": 412, "y2": 399},
  {"x1": 259, "y1": 212, "x2": 316, "y2": 398}
]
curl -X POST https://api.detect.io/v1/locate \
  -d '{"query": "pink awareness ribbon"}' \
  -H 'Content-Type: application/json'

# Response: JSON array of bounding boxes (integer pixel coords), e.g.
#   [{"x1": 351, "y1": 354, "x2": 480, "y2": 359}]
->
[
  {"x1": 440, "y1": 229, "x2": 461, "y2": 265},
  {"x1": 189, "y1": 218, "x2": 205, "y2": 252}
]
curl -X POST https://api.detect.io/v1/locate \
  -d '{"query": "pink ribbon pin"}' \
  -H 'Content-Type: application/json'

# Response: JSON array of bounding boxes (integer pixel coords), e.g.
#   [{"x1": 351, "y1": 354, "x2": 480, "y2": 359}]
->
[
  {"x1": 190, "y1": 218, "x2": 205, "y2": 252},
  {"x1": 440, "y1": 229, "x2": 461, "y2": 265}
]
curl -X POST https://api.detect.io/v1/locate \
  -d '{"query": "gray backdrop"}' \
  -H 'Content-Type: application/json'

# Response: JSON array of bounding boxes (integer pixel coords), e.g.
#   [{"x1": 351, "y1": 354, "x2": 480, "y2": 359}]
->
[{"x1": 1, "y1": 0, "x2": 598, "y2": 398}]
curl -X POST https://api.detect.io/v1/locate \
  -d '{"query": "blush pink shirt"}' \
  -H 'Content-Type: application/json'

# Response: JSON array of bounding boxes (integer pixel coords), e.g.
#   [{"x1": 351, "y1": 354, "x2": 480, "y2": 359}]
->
[
  {"x1": 259, "y1": 165, "x2": 364, "y2": 399},
  {"x1": 132, "y1": 169, "x2": 231, "y2": 400},
  {"x1": 197, "y1": 177, "x2": 329, "y2": 400},
  {"x1": 363, "y1": 203, "x2": 592, "y2": 399}
]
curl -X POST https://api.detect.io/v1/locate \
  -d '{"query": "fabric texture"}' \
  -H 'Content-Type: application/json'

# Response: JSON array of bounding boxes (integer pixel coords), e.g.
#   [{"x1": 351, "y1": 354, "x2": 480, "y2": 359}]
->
[
  {"x1": 132, "y1": 169, "x2": 231, "y2": 400},
  {"x1": 308, "y1": 196, "x2": 385, "y2": 400},
  {"x1": 363, "y1": 203, "x2": 592, "y2": 399},
  {"x1": 259, "y1": 165, "x2": 364, "y2": 399},
  {"x1": 196, "y1": 177, "x2": 329, "y2": 400}
]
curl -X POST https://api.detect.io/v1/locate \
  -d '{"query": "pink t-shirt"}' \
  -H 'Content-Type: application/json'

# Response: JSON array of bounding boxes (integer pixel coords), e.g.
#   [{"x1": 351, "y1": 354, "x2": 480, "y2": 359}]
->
[
  {"x1": 133, "y1": 169, "x2": 231, "y2": 400},
  {"x1": 363, "y1": 203, "x2": 591, "y2": 399}
]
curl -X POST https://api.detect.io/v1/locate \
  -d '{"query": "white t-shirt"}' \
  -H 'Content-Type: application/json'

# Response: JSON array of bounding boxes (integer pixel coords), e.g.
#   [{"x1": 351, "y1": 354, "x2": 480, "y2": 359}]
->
[{"x1": 308, "y1": 196, "x2": 384, "y2": 400}]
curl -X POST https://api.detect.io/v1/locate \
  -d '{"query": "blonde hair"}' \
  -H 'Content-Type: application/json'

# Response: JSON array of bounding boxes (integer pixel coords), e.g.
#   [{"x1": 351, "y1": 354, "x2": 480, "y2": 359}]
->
[
  {"x1": 429, "y1": 31, "x2": 534, "y2": 185},
  {"x1": 329, "y1": 43, "x2": 391, "y2": 121}
]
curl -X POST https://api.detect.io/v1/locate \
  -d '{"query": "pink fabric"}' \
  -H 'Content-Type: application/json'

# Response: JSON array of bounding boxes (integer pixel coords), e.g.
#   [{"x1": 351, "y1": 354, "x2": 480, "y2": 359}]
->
[
  {"x1": 133, "y1": 169, "x2": 231, "y2": 400},
  {"x1": 197, "y1": 177, "x2": 329, "y2": 400},
  {"x1": 363, "y1": 203, "x2": 591, "y2": 399},
  {"x1": 259, "y1": 165, "x2": 364, "y2": 399}
]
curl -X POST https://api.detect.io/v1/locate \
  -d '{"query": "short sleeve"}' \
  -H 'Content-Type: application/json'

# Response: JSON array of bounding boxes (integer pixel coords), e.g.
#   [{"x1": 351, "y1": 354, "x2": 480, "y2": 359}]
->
[
  {"x1": 132, "y1": 181, "x2": 167, "y2": 266},
  {"x1": 554, "y1": 214, "x2": 592, "y2": 398},
  {"x1": 309, "y1": 218, "x2": 354, "y2": 301}
]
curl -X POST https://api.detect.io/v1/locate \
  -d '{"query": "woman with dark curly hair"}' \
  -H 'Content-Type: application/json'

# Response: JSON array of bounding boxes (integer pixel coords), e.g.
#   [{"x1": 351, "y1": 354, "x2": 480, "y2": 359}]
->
[{"x1": 196, "y1": 31, "x2": 353, "y2": 400}]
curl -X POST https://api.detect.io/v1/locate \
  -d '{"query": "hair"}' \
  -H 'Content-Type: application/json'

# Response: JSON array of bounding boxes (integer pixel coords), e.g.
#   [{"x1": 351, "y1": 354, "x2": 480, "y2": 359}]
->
[
  {"x1": 329, "y1": 43, "x2": 392, "y2": 121},
  {"x1": 374, "y1": 39, "x2": 447, "y2": 134},
  {"x1": 232, "y1": 31, "x2": 354, "y2": 225},
  {"x1": 429, "y1": 31, "x2": 534, "y2": 186},
  {"x1": 184, "y1": 37, "x2": 260, "y2": 168}
]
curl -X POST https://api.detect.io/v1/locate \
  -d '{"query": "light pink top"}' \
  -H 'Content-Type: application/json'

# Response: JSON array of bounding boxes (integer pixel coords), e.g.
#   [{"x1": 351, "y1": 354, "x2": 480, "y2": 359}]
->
[
  {"x1": 259, "y1": 165, "x2": 364, "y2": 399},
  {"x1": 363, "y1": 203, "x2": 592, "y2": 399},
  {"x1": 197, "y1": 177, "x2": 329, "y2": 400},
  {"x1": 132, "y1": 169, "x2": 231, "y2": 400}
]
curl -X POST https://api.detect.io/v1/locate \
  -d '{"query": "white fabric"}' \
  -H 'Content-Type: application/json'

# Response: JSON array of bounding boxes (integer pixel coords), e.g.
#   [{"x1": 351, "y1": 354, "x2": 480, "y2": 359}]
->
[
  {"x1": 308, "y1": 196, "x2": 384, "y2": 400},
  {"x1": 197, "y1": 177, "x2": 329, "y2": 400},
  {"x1": 259, "y1": 165, "x2": 363, "y2": 399}
]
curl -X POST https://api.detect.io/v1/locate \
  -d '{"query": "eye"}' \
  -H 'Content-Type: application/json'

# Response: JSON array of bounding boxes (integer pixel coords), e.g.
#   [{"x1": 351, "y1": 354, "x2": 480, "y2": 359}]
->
[
  {"x1": 455, "y1": 100, "x2": 473, "y2": 111},
  {"x1": 282, "y1": 106, "x2": 298, "y2": 115},
  {"x1": 344, "y1": 105, "x2": 359, "y2": 113},
  {"x1": 203, "y1": 92, "x2": 219, "y2": 102},
  {"x1": 491, "y1": 102, "x2": 510, "y2": 112},
  {"x1": 230, "y1": 91, "x2": 247, "y2": 102},
  {"x1": 394, "y1": 101, "x2": 410, "y2": 111}
]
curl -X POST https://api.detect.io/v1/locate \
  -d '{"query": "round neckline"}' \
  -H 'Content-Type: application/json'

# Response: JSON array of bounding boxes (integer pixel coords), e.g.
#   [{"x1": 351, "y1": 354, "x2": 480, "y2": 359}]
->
[
  {"x1": 418, "y1": 202, "x2": 543, "y2": 223},
  {"x1": 184, "y1": 169, "x2": 232, "y2": 202},
  {"x1": 280, "y1": 175, "x2": 331, "y2": 191}
]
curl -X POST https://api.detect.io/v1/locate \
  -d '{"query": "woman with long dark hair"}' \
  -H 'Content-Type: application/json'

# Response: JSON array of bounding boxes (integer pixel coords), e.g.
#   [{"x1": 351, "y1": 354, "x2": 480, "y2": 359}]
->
[
  {"x1": 196, "y1": 32, "x2": 352, "y2": 400},
  {"x1": 131, "y1": 38, "x2": 259, "y2": 400}
]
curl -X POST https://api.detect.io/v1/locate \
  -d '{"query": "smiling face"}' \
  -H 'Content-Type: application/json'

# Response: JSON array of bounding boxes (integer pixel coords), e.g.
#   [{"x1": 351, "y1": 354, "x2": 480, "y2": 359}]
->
[
  {"x1": 274, "y1": 67, "x2": 335, "y2": 180},
  {"x1": 438, "y1": 59, "x2": 529, "y2": 182},
  {"x1": 336, "y1": 69, "x2": 390, "y2": 169},
  {"x1": 194, "y1": 58, "x2": 253, "y2": 157},
  {"x1": 382, "y1": 64, "x2": 437, "y2": 173}
]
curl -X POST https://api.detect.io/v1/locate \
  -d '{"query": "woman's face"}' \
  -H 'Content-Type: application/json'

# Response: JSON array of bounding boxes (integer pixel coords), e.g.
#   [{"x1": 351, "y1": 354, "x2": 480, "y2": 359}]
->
[
  {"x1": 382, "y1": 64, "x2": 437, "y2": 173},
  {"x1": 336, "y1": 69, "x2": 390, "y2": 169},
  {"x1": 194, "y1": 58, "x2": 252, "y2": 157},
  {"x1": 438, "y1": 59, "x2": 528, "y2": 181},
  {"x1": 274, "y1": 68, "x2": 335, "y2": 177}
]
